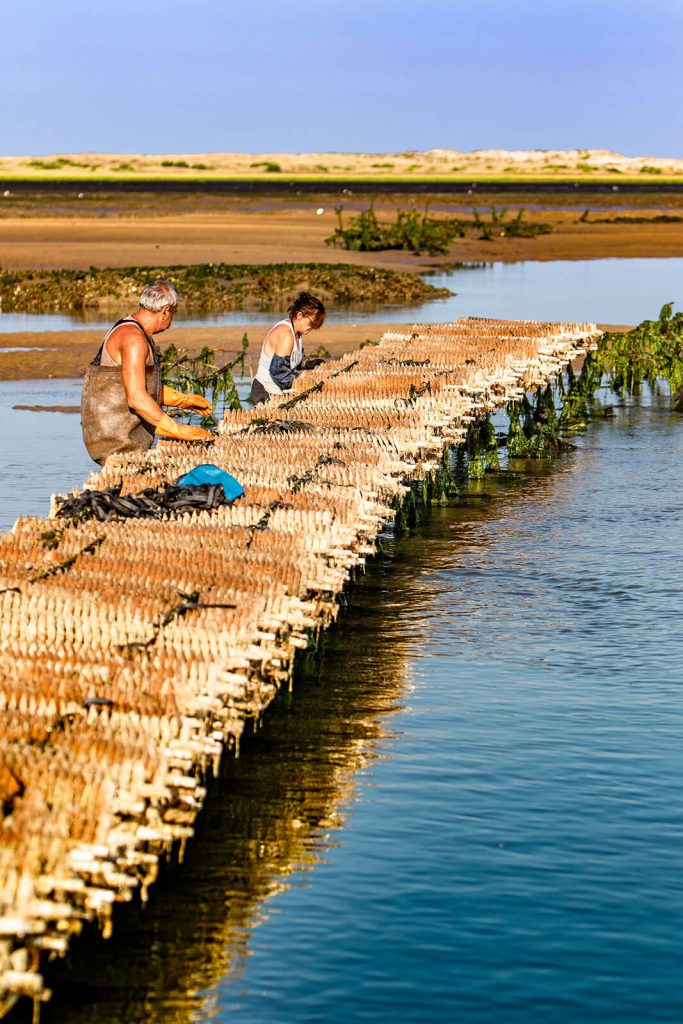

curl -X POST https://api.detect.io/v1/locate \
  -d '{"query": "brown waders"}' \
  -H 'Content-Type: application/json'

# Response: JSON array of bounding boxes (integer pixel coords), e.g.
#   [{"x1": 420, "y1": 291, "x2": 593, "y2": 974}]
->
[{"x1": 81, "y1": 318, "x2": 162, "y2": 465}]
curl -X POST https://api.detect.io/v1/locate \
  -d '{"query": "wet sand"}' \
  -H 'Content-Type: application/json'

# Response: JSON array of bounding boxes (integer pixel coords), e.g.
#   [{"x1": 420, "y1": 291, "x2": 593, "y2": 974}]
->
[
  {"x1": 0, "y1": 187, "x2": 662, "y2": 381},
  {"x1": 0, "y1": 323, "x2": 400, "y2": 380},
  {"x1": 2, "y1": 204, "x2": 683, "y2": 272}
]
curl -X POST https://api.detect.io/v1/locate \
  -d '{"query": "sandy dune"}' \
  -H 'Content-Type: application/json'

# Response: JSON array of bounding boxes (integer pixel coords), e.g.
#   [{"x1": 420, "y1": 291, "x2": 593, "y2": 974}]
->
[{"x1": 2, "y1": 148, "x2": 682, "y2": 179}]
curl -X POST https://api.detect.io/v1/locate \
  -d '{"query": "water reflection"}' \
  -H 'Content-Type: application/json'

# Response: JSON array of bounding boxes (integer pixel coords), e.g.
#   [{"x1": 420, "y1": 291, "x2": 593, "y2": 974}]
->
[
  {"x1": 35, "y1": 453, "x2": 576, "y2": 1024},
  {"x1": 7, "y1": 390, "x2": 683, "y2": 1023}
]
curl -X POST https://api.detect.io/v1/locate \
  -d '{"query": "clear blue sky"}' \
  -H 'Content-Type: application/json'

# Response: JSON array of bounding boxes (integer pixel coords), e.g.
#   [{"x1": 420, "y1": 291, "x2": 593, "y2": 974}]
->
[{"x1": 2, "y1": 0, "x2": 682, "y2": 157}]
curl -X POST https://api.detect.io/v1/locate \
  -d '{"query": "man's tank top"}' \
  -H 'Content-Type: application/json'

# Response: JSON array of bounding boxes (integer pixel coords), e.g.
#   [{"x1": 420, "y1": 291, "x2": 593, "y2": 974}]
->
[{"x1": 100, "y1": 317, "x2": 154, "y2": 366}]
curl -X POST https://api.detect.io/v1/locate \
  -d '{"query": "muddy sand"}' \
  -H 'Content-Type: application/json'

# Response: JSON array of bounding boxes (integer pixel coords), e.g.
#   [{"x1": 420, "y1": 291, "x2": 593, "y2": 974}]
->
[
  {"x1": 0, "y1": 187, "x2": 667, "y2": 381},
  {"x1": 2, "y1": 201, "x2": 683, "y2": 272}
]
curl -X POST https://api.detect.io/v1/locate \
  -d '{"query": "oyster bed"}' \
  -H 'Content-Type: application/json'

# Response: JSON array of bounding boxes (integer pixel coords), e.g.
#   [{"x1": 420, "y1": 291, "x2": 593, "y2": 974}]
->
[{"x1": 0, "y1": 317, "x2": 598, "y2": 1016}]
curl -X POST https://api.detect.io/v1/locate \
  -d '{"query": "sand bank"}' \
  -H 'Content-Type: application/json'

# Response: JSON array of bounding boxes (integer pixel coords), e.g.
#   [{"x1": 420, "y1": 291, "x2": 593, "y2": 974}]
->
[
  {"x1": 2, "y1": 147, "x2": 683, "y2": 181},
  {"x1": 1, "y1": 202, "x2": 683, "y2": 272},
  {"x1": 0, "y1": 323, "x2": 398, "y2": 380}
]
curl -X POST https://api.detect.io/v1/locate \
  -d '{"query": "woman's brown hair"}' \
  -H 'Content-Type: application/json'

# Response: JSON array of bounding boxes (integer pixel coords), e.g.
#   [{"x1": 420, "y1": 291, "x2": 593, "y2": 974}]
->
[{"x1": 288, "y1": 291, "x2": 326, "y2": 330}]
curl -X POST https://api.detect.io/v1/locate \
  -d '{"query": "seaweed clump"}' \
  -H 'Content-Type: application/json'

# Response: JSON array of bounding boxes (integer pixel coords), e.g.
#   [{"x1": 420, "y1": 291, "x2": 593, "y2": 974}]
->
[
  {"x1": 0, "y1": 262, "x2": 451, "y2": 315},
  {"x1": 599, "y1": 302, "x2": 683, "y2": 405},
  {"x1": 326, "y1": 203, "x2": 552, "y2": 256},
  {"x1": 161, "y1": 334, "x2": 249, "y2": 423}
]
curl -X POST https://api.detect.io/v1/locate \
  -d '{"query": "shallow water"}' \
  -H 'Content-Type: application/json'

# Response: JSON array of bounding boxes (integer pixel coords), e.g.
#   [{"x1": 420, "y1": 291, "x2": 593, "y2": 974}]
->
[
  {"x1": 0, "y1": 380, "x2": 94, "y2": 529},
  {"x1": 0, "y1": 379, "x2": 252, "y2": 531},
  {"x1": 4, "y1": 385, "x2": 679, "y2": 1023},
  {"x1": 1, "y1": 257, "x2": 682, "y2": 333}
]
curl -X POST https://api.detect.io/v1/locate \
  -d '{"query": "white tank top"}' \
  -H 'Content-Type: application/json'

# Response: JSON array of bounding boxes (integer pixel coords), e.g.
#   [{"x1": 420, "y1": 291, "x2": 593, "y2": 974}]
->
[{"x1": 255, "y1": 318, "x2": 303, "y2": 394}]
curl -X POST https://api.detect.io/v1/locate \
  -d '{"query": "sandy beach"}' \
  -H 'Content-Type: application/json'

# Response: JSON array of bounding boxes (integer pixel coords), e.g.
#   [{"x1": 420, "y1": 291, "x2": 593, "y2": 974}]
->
[{"x1": 0, "y1": 323, "x2": 402, "y2": 381}]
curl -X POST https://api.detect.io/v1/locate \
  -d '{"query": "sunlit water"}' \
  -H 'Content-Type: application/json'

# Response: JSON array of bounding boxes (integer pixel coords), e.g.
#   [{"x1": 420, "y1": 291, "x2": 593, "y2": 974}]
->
[
  {"x1": 2, "y1": 258, "x2": 683, "y2": 333},
  {"x1": 4, "y1": 383, "x2": 682, "y2": 1023}
]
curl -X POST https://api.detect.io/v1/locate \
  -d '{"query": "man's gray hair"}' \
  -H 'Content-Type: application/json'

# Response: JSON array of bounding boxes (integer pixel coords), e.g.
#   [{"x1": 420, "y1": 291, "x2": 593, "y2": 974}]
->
[{"x1": 139, "y1": 279, "x2": 180, "y2": 312}]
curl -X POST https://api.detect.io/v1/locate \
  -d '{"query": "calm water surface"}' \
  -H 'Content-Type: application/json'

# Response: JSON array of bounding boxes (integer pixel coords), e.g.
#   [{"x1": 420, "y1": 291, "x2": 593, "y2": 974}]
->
[
  {"x1": 3, "y1": 385, "x2": 679, "y2": 1023},
  {"x1": 0, "y1": 379, "x2": 252, "y2": 531},
  {"x1": 1, "y1": 257, "x2": 683, "y2": 332}
]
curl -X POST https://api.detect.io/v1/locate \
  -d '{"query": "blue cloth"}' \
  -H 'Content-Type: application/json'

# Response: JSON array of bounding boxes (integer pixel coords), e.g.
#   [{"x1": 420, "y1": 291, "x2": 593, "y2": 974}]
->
[
  {"x1": 269, "y1": 352, "x2": 301, "y2": 390},
  {"x1": 175, "y1": 464, "x2": 244, "y2": 502}
]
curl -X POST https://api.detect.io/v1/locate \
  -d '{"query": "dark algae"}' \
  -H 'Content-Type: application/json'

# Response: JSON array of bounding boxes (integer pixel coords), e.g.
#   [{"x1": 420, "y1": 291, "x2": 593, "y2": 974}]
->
[{"x1": 0, "y1": 262, "x2": 451, "y2": 315}]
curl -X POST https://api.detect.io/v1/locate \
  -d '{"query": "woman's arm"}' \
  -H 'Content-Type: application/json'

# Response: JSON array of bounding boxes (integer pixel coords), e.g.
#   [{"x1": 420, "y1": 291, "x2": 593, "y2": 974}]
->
[
  {"x1": 266, "y1": 323, "x2": 296, "y2": 357},
  {"x1": 265, "y1": 322, "x2": 301, "y2": 390}
]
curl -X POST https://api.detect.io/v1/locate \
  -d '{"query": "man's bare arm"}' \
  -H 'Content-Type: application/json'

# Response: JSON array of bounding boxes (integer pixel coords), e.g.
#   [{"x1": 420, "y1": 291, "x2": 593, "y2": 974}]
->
[{"x1": 118, "y1": 331, "x2": 166, "y2": 426}]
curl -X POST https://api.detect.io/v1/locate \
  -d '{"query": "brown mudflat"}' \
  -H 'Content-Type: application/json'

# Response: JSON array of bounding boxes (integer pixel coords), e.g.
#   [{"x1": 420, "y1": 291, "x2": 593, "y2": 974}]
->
[
  {"x1": 0, "y1": 187, "x2": 667, "y2": 381},
  {"x1": 2, "y1": 188, "x2": 683, "y2": 271}
]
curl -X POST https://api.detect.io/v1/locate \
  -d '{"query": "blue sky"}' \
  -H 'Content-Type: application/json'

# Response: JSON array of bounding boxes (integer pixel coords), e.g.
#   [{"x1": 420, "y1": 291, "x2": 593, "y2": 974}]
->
[{"x1": 2, "y1": 0, "x2": 682, "y2": 157}]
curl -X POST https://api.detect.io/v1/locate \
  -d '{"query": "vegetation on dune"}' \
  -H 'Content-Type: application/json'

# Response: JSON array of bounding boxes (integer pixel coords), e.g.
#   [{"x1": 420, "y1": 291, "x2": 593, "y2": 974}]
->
[
  {"x1": 27, "y1": 157, "x2": 96, "y2": 171},
  {"x1": 0, "y1": 262, "x2": 451, "y2": 314},
  {"x1": 326, "y1": 203, "x2": 552, "y2": 255},
  {"x1": 249, "y1": 161, "x2": 282, "y2": 173}
]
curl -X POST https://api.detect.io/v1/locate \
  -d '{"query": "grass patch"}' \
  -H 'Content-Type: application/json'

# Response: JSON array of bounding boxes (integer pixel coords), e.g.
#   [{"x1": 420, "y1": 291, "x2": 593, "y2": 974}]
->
[{"x1": 249, "y1": 161, "x2": 282, "y2": 173}]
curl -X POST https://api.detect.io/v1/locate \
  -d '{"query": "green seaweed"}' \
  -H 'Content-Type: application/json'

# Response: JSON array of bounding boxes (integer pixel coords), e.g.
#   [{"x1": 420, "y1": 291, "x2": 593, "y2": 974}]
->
[
  {"x1": 466, "y1": 415, "x2": 500, "y2": 476},
  {"x1": 599, "y1": 303, "x2": 683, "y2": 405},
  {"x1": 161, "y1": 333, "x2": 249, "y2": 422},
  {"x1": 0, "y1": 262, "x2": 451, "y2": 315},
  {"x1": 326, "y1": 204, "x2": 552, "y2": 256}
]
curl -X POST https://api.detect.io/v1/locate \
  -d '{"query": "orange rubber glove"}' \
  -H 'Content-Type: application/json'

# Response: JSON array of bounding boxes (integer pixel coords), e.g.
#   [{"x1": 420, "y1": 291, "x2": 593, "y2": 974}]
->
[
  {"x1": 155, "y1": 413, "x2": 215, "y2": 442},
  {"x1": 162, "y1": 385, "x2": 214, "y2": 415}
]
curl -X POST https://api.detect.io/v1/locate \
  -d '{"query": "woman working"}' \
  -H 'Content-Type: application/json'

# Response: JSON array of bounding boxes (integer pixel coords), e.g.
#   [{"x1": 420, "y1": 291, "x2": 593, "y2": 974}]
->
[{"x1": 250, "y1": 291, "x2": 326, "y2": 405}]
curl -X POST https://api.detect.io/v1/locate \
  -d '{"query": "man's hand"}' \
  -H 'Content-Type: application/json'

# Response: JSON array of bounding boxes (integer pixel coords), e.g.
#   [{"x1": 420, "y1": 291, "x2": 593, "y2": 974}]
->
[
  {"x1": 162, "y1": 385, "x2": 214, "y2": 415},
  {"x1": 155, "y1": 413, "x2": 215, "y2": 442}
]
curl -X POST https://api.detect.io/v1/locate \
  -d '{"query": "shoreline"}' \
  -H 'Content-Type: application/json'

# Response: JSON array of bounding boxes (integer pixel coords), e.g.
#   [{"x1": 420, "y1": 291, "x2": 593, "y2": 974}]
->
[{"x1": 0, "y1": 186, "x2": 669, "y2": 383}]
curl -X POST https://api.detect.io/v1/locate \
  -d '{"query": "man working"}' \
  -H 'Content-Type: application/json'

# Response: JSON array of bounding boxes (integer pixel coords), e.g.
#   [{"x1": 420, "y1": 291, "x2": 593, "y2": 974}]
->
[{"x1": 81, "y1": 279, "x2": 214, "y2": 464}]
